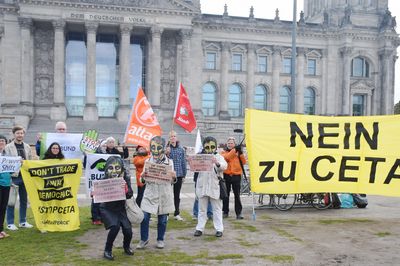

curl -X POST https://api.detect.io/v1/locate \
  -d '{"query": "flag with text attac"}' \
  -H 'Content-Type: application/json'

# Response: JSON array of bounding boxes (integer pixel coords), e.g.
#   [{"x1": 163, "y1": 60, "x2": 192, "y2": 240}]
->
[
  {"x1": 173, "y1": 83, "x2": 197, "y2": 133},
  {"x1": 124, "y1": 87, "x2": 162, "y2": 148}
]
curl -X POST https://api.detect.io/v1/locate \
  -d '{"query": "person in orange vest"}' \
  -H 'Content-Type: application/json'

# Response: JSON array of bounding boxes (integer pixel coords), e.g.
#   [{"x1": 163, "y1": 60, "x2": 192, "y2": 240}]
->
[
  {"x1": 221, "y1": 137, "x2": 246, "y2": 219},
  {"x1": 132, "y1": 145, "x2": 150, "y2": 207}
]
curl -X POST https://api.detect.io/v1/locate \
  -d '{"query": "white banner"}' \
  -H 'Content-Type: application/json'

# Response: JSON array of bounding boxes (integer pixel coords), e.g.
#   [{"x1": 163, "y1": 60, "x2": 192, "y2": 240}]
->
[
  {"x1": 84, "y1": 153, "x2": 120, "y2": 196},
  {"x1": 0, "y1": 156, "x2": 22, "y2": 173},
  {"x1": 43, "y1": 133, "x2": 83, "y2": 159}
]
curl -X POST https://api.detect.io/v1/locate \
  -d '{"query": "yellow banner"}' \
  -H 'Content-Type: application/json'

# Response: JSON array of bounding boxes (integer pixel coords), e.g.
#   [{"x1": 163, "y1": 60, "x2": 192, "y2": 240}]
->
[
  {"x1": 245, "y1": 110, "x2": 400, "y2": 196},
  {"x1": 21, "y1": 159, "x2": 82, "y2": 231}
]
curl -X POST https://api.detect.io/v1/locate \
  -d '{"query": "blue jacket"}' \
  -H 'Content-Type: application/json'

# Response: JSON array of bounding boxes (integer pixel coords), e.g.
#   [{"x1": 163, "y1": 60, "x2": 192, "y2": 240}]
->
[{"x1": 0, "y1": 172, "x2": 11, "y2": 187}]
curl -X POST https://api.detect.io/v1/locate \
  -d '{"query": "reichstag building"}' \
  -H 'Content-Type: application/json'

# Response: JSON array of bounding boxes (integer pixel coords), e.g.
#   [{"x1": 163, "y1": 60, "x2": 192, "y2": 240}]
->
[{"x1": 0, "y1": 0, "x2": 398, "y2": 140}]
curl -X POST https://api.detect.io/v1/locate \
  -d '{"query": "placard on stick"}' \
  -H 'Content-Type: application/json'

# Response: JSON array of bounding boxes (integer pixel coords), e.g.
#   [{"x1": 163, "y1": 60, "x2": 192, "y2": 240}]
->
[
  {"x1": 144, "y1": 161, "x2": 174, "y2": 183},
  {"x1": 188, "y1": 154, "x2": 214, "y2": 172},
  {"x1": 92, "y1": 178, "x2": 126, "y2": 203}
]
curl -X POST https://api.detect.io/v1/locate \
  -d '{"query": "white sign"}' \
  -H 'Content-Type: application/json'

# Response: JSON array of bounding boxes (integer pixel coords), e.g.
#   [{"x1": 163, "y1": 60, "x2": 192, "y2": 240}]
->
[
  {"x1": 0, "y1": 156, "x2": 21, "y2": 173},
  {"x1": 188, "y1": 154, "x2": 214, "y2": 172},
  {"x1": 43, "y1": 133, "x2": 83, "y2": 159},
  {"x1": 144, "y1": 161, "x2": 174, "y2": 183},
  {"x1": 93, "y1": 178, "x2": 126, "y2": 203}
]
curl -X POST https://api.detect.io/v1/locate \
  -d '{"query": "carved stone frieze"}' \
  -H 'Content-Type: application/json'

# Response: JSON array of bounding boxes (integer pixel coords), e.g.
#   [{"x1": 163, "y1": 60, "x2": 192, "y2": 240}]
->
[
  {"x1": 120, "y1": 24, "x2": 132, "y2": 35},
  {"x1": 160, "y1": 33, "x2": 177, "y2": 106},
  {"x1": 52, "y1": 20, "x2": 66, "y2": 31},
  {"x1": 85, "y1": 22, "x2": 98, "y2": 33},
  {"x1": 34, "y1": 27, "x2": 54, "y2": 105}
]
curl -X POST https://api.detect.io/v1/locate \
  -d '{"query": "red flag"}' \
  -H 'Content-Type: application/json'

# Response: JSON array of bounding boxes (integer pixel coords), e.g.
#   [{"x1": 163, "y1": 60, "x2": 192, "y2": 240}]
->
[
  {"x1": 124, "y1": 87, "x2": 162, "y2": 148},
  {"x1": 173, "y1": 83, "x2": 197, "y2": 133}
]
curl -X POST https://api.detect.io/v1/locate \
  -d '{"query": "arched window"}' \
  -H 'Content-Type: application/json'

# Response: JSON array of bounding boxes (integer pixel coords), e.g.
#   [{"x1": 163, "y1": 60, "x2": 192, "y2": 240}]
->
[
  {"x1": 279, "y1": 86, "x2": 292, "y2": 113},
  {"x1": 351, "y1": 57, "x2": 369, "y2": 77},
  {"x1": 228, "y1": 83, "x2": 243, "y2": 117},
  {"x1": 304, "y1": 87, "x2": 316, "y2": 115},
  {"x1": 254, "y1": 85, "x2": 268, "y2": 110},
  {"x1": 202, "y1": 82, "x2": 216, "y2": 116}
]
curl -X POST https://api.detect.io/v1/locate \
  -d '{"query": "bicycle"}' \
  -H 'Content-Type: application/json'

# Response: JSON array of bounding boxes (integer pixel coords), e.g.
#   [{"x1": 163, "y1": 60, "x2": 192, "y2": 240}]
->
[{"x1": 271, "y1": 193, "x2": 333, "y2": 211}]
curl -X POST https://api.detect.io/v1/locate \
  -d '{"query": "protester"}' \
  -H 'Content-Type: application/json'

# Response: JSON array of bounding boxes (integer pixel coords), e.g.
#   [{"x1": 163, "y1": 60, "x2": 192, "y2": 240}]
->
[
  {"x1": 5, "y1": 126, "x2": 34, "y2": 230},
  {"x1": 0, "y1": 135, "x2": 11, "y2": 239},
  {"x1": 194, "y1": 136, "x2": 227, "y2": 237},
  {"x1": 166, "y1": 130, "x2": 187, "y2": 221},
  {"x1": 43, "y1": 142, "x2": 65, "y2": 160},
  {"x1": 105, "y1": 137, "x2": 129, "y2": 159},
  {"x1": 137, "y1": 136, "x2": 176, "y2": 250},
  {"x1": 221, "y1": 137, "x2": 246, "y2": 219},
  {"x1": 132, "y1": 145, "x2": 150, "y2": 207},
  {"x1": 35, "y1": 121, "x2": 67, "y2": 157},
  {"x1": 99, "y1": 156, "x2": 134, "y2": 260}
]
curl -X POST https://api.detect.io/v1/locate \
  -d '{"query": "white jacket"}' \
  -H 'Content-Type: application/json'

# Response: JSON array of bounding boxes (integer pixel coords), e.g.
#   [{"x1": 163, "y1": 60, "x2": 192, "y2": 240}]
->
[
  {"x1": 195, "y1": 153, "x2": 227, "y2": 200},
  {"x1": 140, "y1": 155, "x2": 175, "y2": 215}
]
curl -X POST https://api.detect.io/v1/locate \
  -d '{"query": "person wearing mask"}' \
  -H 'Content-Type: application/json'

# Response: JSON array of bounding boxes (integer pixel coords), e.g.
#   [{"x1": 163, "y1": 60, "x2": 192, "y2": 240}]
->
[
  {"x1": 132, "y1": 145, "x2": 150, "y2": 207},
  {"x1": 0, "y1": 135, "x2": 11, "y2": 239},
  {"x1": 166, "y1": 130, "x2": 186, "y2": 221},
  {"x1": 193, "y1": 136, "x2": 227, "y2": 238},
  {"x1": 5, "y1": 126, "x2": 34, "y2": 230},
  {"x1": 221, "y1": 137, "x2": 246, "y2": 219},
  {"x1": 137, "y1": 136, "x2": 175, "y2": 250},
  {"x1": 100, "y1": 156, "x2": 134, "y2": 260},
  {"x1": 35, "y1": 121, "x2": 67, "y2": 157}
]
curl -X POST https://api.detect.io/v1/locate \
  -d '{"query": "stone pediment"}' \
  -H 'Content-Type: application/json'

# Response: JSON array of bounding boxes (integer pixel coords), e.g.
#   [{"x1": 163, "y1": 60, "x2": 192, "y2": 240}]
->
[
  {"x1": 350, "y1": 79, "x2": 374, "y2": 93},
  {"x1": 19, "y1": 0, "x2": 199, "y2": 13},
  {"x1": 306, "y1": 49, "x2": 322, "y2": 59},
  {"x1": 256, "y1": 46, "x2": 272, "y2": 55}
]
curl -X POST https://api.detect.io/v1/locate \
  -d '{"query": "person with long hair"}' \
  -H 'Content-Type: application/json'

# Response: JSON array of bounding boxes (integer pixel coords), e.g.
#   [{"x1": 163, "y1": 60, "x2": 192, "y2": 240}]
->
[{"x1": 43, "y1": 142, "x2": 65, "y2": 160}]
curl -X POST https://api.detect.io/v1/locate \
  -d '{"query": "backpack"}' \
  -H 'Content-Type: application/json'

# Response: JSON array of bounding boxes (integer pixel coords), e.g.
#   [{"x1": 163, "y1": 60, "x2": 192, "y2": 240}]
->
[{"x1": 352, "y1": 194, "x2": 368, "y2": 208}]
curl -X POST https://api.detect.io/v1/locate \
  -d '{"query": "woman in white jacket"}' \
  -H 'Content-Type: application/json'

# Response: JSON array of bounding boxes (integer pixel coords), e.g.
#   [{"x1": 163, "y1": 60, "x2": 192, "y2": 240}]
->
[{"x1": 194, "y1": 136, "x2": 227, "y2": 237}]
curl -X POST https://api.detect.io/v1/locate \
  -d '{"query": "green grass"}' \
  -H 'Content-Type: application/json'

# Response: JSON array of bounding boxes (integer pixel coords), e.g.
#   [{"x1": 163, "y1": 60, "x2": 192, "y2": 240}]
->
[
  {"x1": 237, "y1": 238, "x2": 260, "y2": 247},
  {"x1": 271, "y1": 226, "x2": 302, "y2": 242},
  {"x1": 375, "y1": 232, "x2": 391, "y2": 237},
  {"x1": 318, "y1": 218, "x2": 373, "y2": 225},
  {"x1": 231, "y1": 220, "x2": 258, "y2": 232},
  {"x1": 253, "y1": 254, "x2": 295, "y2": 263}
]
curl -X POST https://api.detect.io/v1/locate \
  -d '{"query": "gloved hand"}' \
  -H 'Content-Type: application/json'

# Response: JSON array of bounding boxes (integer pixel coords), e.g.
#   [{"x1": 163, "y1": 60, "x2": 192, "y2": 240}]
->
[{"x1": 235, "y1": 145, "x2": 242, "y2": 154}]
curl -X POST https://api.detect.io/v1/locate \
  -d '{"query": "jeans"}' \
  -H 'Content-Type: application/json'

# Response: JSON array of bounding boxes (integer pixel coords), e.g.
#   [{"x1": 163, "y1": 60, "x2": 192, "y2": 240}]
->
[
  {"x1": 6, "y1": 177, "x2": 28, "y2": 225},
  {"x1": 91, "y1": 199, "x2": 101, "y2": 221},
  {"x1": 140, "y1": 212, "x2": 168, "y2": 241},
  {"x1": 173, "y1": 177, "x2": 184, "y2": 216},
  {"x1": 222, "y1": 174, "x2": 242, "y2": 216},
  {"x1": 193, "y1": 197, "x2": 213, "y2": 218}
]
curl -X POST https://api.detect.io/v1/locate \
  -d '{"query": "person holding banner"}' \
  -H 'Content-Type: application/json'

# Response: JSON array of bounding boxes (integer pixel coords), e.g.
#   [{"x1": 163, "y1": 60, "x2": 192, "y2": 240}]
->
[
  {"x1": 194, "y1": 136, "x2": 227, "y2": 238},
  {"x1": 43, "y1": 142, "x2": 65, "y2": 160},
  {"x1": 0, "y1": 135, "x2": 11, "y2": 239},
  {"x1": 35, "y1": 121, "x2": 67, "y2": 157},
  {"x1": 5, "y1": 126, "x2": 34, "y2": 231},
  {"x1": 137, "y1": 136, "x2": 176, "y2": 250},
  {"x1": 133, "y1": 145, "x2": 150, "y2": 207},
  {"x1": 105, "y1": 137, "x2": 129, "y2": 159},
  {"x1": 99, "y1": 156, "x2": 134, "y2": 260},
  {"x1": 221, "y1": 137, "x2": 246, "y2": 220}
]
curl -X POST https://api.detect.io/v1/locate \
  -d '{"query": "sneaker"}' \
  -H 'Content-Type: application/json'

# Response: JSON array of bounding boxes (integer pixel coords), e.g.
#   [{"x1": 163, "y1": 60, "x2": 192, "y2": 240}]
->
[
  {"x1": 236, "y1": 215, "x2": 244, "y2": 220},
  {"x1": 7, "y1": 224, "x2": 18, "y2": 231},
  {"x1": 215, "y1": 231, "x2": 223, "y2": 237},
  {"x1": 192, "y1": 215, "x2": 198, "y2": 220},
  {"x1": 223, "y1": 213, "x2": 228, "y2": 218},
  {"x1": 194, "y1": 230, "x2": 202, "y2": 237},
  {"x1": 174, "y1": 215, "x2": 184, "y2": 221},
  {"x1": 19, "y1": 222, "x2": 33, "y2": 228},
  {"x1": 156, "y1": 240, "x2": 165, "y2": 249},
  {"x1": 136, "y1": 240, "x2": 149, "y2": 249}
]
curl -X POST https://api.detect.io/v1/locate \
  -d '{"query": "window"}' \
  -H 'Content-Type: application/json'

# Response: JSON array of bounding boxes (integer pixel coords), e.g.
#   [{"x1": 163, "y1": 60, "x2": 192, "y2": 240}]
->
[
  {"x1": 351, "y1": 57, "x2": 369, "y2": 77},
  {"x1": 307, "y1": 59, "x2": 316, "y2": 75},
  {"x1": 129, "y1": 36, "x2": 146, "y2": 100},
  {"x1": 282, "y1": 57, "x2": 291, "y2": 74},
  {"x1": 66, "y1": 32, "x2": 87, "y2": 116},
  {"x1": 205, "y1": 52, "x2": 216, "y2": 70},
  {"x1": 228, "y1": 83, "x2": 243, "y2": 117},
  {"x1": 254, "y1": 85, "x2": 268, "y2": 110},
  {"x1": 279, "y1": 86, "x2": 292, "y2": 113},
  {"x1": 352, "y1": 94, "x2": 365, "y2": 116},
  {"x1": 202, "y1": 82, "x2": 216, "y2": 116},
  {"x1": 232, "y1": 54, "x2": 242, "y2": 71},
  {"x1": 258, "y1": 56, "x2": 268, "y2": 72},
  {"x1": 304, "y1": 87, "x2": 316, "y2": 115}
]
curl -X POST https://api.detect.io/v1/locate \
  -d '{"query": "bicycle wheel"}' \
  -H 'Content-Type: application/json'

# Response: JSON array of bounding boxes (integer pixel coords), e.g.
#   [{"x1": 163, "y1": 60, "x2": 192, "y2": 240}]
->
[
  {"x1": 311, "y1": 193, "x2": 332, "y2": 210},
  {"x1": 272, "y1": 194, "x2": 297, "y2": 211}
]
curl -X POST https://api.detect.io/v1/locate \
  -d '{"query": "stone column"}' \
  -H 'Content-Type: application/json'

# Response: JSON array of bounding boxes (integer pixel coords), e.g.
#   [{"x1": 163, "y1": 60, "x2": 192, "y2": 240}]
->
[
  {"x1": 246, "y1": 44, "x2": 256, "y2": 109},
  {"x1": 51, "y1": 19, "x2": 67, "y2": 120},
  {"x1": 325, "y1": 45, "x2": 337, "y2": 115},
  {"x1": 19, "y1": 17, "x2": 33, "y2": 109},
  {"x1": 117, "y1": 24, "x2": 132, "y2": 121},
  {"x1": 295, "y1": 47, "x2": 306, "y2": 114},
  {"x1": 379, "y1": 49, "x2": 395, "y2": 114},
  {"x1": 219, "y1": 41, "x2": 230, "y2": 120},
  {"x1": 179, "y1": 29, "x2": 192, "y2": 87},
  {"x1": 340, "y1": 47, "x2": 352, "y2": 115},
  {"x1": 83, "y1": 22, "x2": 98, "y2": 121},
  {"x1": 149, "y1": 26, "x2": 163, "y2": 107},
  {"x1": 189, "y1": 26, "x2": 203, "y2": 115},
  {"x1": 271, "y1": 46, "x2": 282, "y2": 112}
]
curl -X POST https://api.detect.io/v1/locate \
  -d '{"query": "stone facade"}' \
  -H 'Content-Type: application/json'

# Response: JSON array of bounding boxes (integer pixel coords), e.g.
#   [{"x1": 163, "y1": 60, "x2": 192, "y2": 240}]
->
[{"x1": 0, "y1": 0, "x2": 398, "y2": 140}]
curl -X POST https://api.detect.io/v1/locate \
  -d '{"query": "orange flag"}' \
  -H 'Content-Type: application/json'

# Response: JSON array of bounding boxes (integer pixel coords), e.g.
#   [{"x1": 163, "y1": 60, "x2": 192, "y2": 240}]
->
[
  {"x1": 173, "y1": 82, "x2": 197, "y2": 133},
  {"x1": 124, "y1": 87, "x2": 162, "y2": 147}
]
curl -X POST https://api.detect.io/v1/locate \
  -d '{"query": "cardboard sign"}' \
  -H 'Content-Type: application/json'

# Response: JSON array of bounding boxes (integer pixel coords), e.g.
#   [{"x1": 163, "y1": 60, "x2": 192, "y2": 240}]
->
[
  {"x1": 188, "y1": 154, "x2": 214, "y2": 172},
  {"x1": 0, "y1": 156, "x2": 22, "y2": 173},
  {"x1": 92, "y1": 178, "x2": 126, "y2": 203},
  {"x1": 143, "y1": 161, "x2": 174, "y2": 183}
]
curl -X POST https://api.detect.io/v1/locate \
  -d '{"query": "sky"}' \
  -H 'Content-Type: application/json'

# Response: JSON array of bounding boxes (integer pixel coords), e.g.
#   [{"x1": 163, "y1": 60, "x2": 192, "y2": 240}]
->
[{"x1": 200, "y1": 0, "x2": 400, "y2": 104}]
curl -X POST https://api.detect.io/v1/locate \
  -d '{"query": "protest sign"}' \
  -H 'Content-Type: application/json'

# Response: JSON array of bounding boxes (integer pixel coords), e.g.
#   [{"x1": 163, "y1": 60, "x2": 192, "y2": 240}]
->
[
  {"x1": 143, "y1": 161, "x2": 174, "y2": 183},
  {"x1": 84, "y1": 153, "x2": 120, "y2": 196},
  {"x1": 21, "y1": 159, "x2": 82, "y2": 232},
  {"x1": 188, "y1": 154, "x2": 214, "y2": 172},
  {"x1": 79, "y1": 129, "x2": 100, "y2": 154},
  {"x1": 40, "y1": 133, "x2": 83, "y2": 159},
  {"x1": 0, "y1": 156, "x2": 21, "y2": 173},
  {"x1": 92, "y1": 178, "x2": 126, "y2": 203},
  {"x1": 245, "y1": 110, "x2": 400, "y2": 196}
]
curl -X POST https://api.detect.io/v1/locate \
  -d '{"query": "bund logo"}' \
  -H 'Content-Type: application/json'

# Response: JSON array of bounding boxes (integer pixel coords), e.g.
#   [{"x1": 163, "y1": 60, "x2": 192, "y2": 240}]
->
[{"x1": 134, "y1": 97, "x2": 159, "y2": 127}]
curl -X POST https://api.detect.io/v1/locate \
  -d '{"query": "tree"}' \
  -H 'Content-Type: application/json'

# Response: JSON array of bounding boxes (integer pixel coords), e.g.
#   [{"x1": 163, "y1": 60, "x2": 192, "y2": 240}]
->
[{"x1": 395, "y1": 101, "x2": 400, "y2": 114}]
